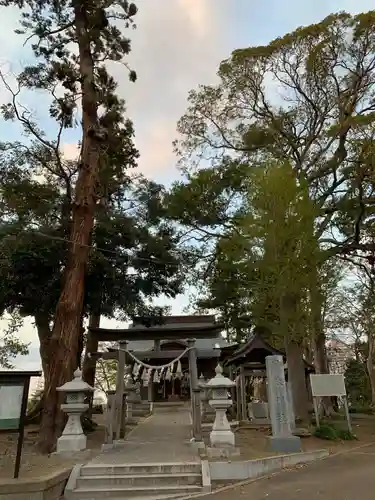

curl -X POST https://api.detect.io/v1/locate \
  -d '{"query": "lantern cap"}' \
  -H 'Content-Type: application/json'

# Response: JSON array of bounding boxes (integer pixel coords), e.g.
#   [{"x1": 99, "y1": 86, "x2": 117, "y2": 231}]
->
[
  {"x1": 205, "y1": 363, "x2": 235, "y2": 388},
  {"x1": 57, "y1": 368, "x2": 94, "y2": 393}
]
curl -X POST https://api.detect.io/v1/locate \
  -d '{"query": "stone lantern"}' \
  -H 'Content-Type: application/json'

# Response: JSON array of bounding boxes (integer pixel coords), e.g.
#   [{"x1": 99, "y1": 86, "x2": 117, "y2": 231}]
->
[
  {"x1": 56, "y1": 368, "x2": 94, "y2": 453},
  {"x1": 206, "y1": 364, "x2": 236, "y2": 449}
]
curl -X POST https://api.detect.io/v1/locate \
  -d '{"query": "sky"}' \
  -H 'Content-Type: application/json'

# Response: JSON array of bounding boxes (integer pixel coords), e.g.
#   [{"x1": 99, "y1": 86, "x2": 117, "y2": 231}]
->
[{"x1": 0, "y1": 0, "x2": 373, "y2": 376}]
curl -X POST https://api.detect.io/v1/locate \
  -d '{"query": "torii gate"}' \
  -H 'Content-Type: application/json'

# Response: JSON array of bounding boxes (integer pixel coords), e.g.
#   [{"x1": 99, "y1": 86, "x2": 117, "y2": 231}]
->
[{"x1": 88, "y1": 315, "x2": 224, "y2": 444}]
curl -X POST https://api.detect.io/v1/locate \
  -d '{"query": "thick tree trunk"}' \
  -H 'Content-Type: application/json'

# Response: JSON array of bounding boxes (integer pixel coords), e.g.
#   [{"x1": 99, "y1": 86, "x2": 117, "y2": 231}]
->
[
  {"x1": 82, "y1": 313, "x2": 101, "y2": 387},
  {"x1": 313, "y1": 332, "x2": 334, "y2": 416},
  {"x1": 285, "y1": 339, "x2": 309, "y2": 423},
  {"x1": 38, "y1": 3, "x2": 101, "y2": 454},
  {"x1": 35, "y1": 312, "x2": 52, "y2": 377},
  {"x1": 280, "y1": 294, "x2": 309, "y2": 423},
  {"x1": 310, "y1": 268, "x2": 335, "y2": 417},
  {"x1": 366, "y1": 333, "x2": 375, "y2": 407}
]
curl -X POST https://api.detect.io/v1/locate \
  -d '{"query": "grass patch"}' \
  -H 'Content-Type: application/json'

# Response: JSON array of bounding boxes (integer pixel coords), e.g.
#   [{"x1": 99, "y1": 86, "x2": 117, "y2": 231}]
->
[
  {"x1": 313, "y1": 423, "x2": 357, "y2": 441},
  {"x1": 349, "y1": 405, "x2": 374, "y2": 415}
]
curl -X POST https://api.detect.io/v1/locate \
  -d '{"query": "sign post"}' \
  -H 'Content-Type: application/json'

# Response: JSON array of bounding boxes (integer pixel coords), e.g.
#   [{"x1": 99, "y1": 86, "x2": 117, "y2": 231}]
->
[
  {"x1": 309, "y1": 374, "x2": 352, "y2": 432},
  {"x1": 0, "y1": 371, "x2": 41, "y2": 478}
]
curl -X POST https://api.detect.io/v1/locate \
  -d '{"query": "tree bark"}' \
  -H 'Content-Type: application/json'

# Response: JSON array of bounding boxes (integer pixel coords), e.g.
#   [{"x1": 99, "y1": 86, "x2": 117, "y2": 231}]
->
[
  {"x1": 82, "y1": 313, "x2": 101, "y2": 387},
  {"x1": 280, "y1": 294, "x2": 309, "y2": 423},
  {"x1": 310, "y1": 269, "x2": 335, "y2": 416},
  {"x1": 35, "y1": 312, "x2": 52, "y2": 377},
  {"x1": 285, "y1": 339, "x2": 309, "y2": 422},
  {"x1": 38, "y1": 3, "x2": 101, "y2": 453},
  {"x1": 366, "y1": 332, "x2": 375, "y2": 407}
]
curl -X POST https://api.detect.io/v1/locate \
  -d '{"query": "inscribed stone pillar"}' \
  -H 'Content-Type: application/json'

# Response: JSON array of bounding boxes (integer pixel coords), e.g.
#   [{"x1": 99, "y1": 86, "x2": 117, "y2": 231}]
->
[
  {"x1": 286, "y1": 382, "x2": 296, "y2": 432},
  {"x1": 265, "y1": 355, "x2": 301, "y2": 453}
]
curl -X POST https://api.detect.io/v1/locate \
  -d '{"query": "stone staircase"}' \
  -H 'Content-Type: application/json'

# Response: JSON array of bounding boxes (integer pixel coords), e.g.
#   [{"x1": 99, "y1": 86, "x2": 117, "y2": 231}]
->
[
  {"x1": 65, "y1": 461, "x2": 207, "y2": 499},
  {"x1": 132, "y1": 401, "x2": 152, "y2": 418}
]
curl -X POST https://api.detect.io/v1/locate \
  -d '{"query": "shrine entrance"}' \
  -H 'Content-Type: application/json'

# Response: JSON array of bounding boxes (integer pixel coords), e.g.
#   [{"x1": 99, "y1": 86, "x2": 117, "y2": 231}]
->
[{"x1": 87, "y1": 315, "x2": 224, "y2": 445}]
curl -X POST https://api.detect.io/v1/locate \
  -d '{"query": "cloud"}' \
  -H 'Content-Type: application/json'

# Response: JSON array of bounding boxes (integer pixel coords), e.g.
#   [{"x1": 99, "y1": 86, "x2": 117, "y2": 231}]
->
[
  {"x1": 110, "y1": 0, "x2": 228, "y2": 180},
  {"x1": 62, "y1": 143, "x2": 80, "y2": 161},
  {"x1": 59, "y1": 1, "x2": 229, "y2": 181},
  {"x1": 133, "y1": 119, "x2": 175, "y2": 178}
]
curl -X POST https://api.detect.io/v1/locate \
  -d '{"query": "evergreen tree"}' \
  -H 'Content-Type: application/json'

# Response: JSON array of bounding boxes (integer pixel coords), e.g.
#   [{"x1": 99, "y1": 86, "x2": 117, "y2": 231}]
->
[{"x1": 0, "y1": 0, "x2": 148, "y2": 451}]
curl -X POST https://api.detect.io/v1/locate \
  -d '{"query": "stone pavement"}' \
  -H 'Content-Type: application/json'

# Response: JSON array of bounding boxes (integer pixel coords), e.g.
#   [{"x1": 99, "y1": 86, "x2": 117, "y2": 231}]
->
[
  {"x1": 202, "y1": 443, "x2": 375, "y2": 500},
  {"x1": 88, "y1": 405, "x2": 200, "y2": 464}
]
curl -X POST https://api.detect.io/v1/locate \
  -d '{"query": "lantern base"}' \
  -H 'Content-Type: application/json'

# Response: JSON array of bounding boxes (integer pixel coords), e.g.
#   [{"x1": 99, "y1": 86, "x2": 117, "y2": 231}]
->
[
  {"x1": 206, "y1": 446, "x2": 240, "y2": 458},
  {"x1": 210, "y1": 429, "x2": 235, "y2": 447},
  {"x1": 56, "y1": 433, "x2": 87, "y2": 454}
]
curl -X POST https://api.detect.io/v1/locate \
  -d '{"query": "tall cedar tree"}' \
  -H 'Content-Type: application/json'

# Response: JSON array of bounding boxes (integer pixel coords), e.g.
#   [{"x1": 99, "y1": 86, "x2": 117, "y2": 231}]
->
[{"x1": 0, "y1": 0, "x2": 138, "y2": 452}]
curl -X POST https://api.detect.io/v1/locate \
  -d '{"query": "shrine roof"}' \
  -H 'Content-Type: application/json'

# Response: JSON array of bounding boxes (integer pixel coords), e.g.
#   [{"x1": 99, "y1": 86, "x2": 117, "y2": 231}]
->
[
  {"x1": 224, "y1": 334, "x2": 315, "y2": 372},
  {"x1": 224, "y1": 333, "x2": 284, "y2": 365},
  {"x1": 89, "y1": 315, "x2": 225, "y2": 342}
]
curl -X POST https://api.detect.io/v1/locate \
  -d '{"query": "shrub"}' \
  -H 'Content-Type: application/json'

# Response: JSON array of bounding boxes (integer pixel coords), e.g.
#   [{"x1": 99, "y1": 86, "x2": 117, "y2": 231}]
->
[{"x1": 313, "y1": 423, "x2": 357, "y2": 441}]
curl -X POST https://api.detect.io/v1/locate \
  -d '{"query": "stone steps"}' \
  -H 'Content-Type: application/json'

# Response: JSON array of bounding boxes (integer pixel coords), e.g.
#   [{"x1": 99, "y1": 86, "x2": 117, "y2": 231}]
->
[
  {"x1": 76, "y1": 472, "x2": 202, "y2": 488},
  {"x1": 67, "y1": 484, "x2": 203, "y2": 499},
  {"x1": 105, "y1": 495, "x2": 188, "y2": 500},
  {"x1": 65, "y1": 462, "x2": 204, "y2": 500},
  {"x1": 80, "y1": 462, "x2": 201, "y2": 476}
]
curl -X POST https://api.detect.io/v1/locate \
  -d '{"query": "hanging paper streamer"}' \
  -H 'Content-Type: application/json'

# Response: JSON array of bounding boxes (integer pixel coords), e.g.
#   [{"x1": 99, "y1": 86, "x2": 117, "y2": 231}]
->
[
  {"x1": 132, "y1": 363, "x2": 138, "y2": 376},
  {"x1": 175, "y1": 360, "x2": 182, "y2": 379},
  {"x1": 153, "y1": 369, "x2": 160, "y2": 383},
  {"x1": 134, "y1": 363, "x2": 141, "y2": 380},
  {"x1": 165, "y1": 366, "x2": 172, "y2": 381},
  {"x1": 143, "y1": 368, "x2": 151, "y2": 387}
]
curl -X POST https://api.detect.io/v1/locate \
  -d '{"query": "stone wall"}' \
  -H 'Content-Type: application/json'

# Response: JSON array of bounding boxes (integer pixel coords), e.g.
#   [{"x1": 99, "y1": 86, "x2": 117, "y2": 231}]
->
[{"x1": 0, "y1": 469, "x2": 71, "y2": 500}]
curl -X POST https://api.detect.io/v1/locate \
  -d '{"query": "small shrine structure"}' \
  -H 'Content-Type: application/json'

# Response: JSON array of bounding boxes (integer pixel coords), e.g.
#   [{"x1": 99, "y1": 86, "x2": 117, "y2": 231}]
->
[{"x1": 221, "y1": 330, "x2": 314, "y2": 421}]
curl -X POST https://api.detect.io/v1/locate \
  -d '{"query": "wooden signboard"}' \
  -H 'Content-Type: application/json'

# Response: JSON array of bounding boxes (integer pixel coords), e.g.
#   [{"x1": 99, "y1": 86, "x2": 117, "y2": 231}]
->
[
  {"x1": 0, "y1": 382, "x2": 24, "y2": 430},
  {"x1": 0, "y1": 371, "x2": 41, "y2": 478}
]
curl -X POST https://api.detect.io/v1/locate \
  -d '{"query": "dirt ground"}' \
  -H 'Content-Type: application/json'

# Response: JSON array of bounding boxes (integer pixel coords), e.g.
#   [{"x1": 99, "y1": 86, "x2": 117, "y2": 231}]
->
[
  {"x1": 229, "y1": 414, "x2": 375, "y2": 461},
  {"x1": 1, "y1": 414, "x2": 374, "y2": 480},
  {"x1": 0, "y1": 414, "x2": 139, "y2": 480}
]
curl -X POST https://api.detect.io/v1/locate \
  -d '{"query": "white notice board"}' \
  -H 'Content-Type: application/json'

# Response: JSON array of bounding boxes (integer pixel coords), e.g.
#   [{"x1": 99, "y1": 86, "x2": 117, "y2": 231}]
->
[
  {"x1": 309, "y1": 374, "x2": 346, "y2": 397},
  {"x1": 0, "y1": 384, "x2": 24, "y2": 429}
]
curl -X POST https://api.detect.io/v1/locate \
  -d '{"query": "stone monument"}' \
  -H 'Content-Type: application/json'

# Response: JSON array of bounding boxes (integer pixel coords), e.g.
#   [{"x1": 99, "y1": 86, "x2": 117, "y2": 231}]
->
[
  {"x1": 56, "y1": 368, "x2": 94, "y2": 454},
  {"x1": 265, "y1": 355, "x2": 301, "y2": 453},
  {"x1": 248, "y1": 401, "x2": 270, "y2": 425}
]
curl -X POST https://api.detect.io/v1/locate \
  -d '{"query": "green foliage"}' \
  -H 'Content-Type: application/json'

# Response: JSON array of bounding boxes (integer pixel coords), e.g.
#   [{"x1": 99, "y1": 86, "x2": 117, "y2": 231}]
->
[
  {"x1": 349, "y1": 405, "x2": 374, "y2": 415},
  {"x1": 313, "y1": 423, "x2": 338, "y2": 440},
  {"x1": 344, "y1": 358, "x2": 371, "y2": 406},
  {"x1": 0, "y1": 0, "x2": 190, "y2": 330},
  {"x1": 170, "y1": 161, "x2": 321, "y2": 341},
  {"x1": 95, "y1": 359, "x2": 118, "y2": 393},
  {"x1": 175, "y1": 10, "x2": 375, "y2": 259},
  {"x1": 313, "y1": 423, "x2": 357, "y2": 441},
  {"x1": 0, "y1": 314, "x2": 29, "y2": 368}
]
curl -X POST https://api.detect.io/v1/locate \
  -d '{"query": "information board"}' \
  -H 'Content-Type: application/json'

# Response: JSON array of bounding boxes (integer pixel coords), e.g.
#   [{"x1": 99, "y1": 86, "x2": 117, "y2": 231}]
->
[
  {"x1": 0, "y1": 383, "x2": 24, "y2": 430},
  {"x1": 310, "y1": 374, "x2": 346, "y2": 397}
]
